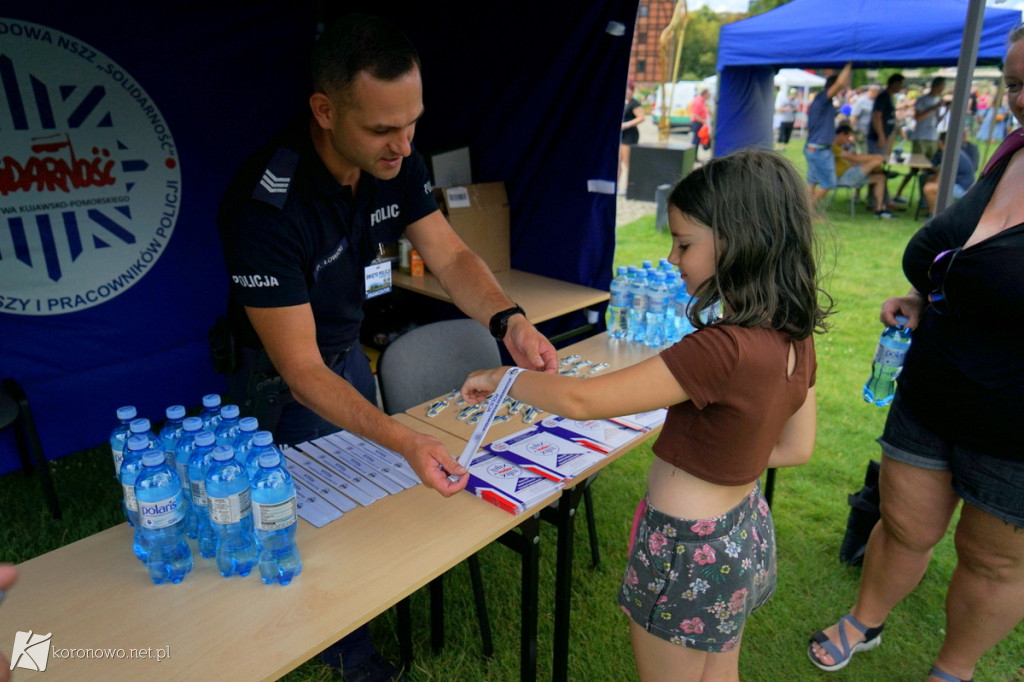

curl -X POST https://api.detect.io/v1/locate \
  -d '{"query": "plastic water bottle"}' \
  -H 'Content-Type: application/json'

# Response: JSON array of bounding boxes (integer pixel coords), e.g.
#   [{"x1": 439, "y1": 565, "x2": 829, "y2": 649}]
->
[
  {"x1": 206, "y1": 444, "x2": 258, "y2": 577},
  {"x1": 215, "y1": 404, "x2": 241, "y2": 447},
  {"x1": 200, "y1": 393, "x2": 222, "y2": 433},
  {"x1": 644, "y1": 272, "x2": 670, "y2": 348},
  {"x1": 232, "y1": 416, "x2": 259, "y2": 469},
  {"x1": 188, "y1": 433, "x2": 219, "y2": 559},
  {"x1": 628, "y1": 271, "x2": 649, "y2": 344},
  {"x1": 135, "y1": 449, "x2": 193, "y2": 584},
  {"x1": 246, "y1": 430, "x2": 281, "y2": 481},
  {"x1": 251, "y1": 449, "x2": 302, "y2": 585},
  {"x1": 120, "y1": 435, "x2": 150, "y2": 557},
  {"x1": 159, "y1": 405, "x2": 186, "y2": 474},
  {"x1": 863, "y1": 316, "x2": 912, "y2": 407},
  {"x1": 174, "y1": 417, "x2": 203, "y2": 487},
  {"x1": 607, "y1": 266, "x2": 631, "y2": 339},
  {"x1": 109, "y1": 405, "x2": 137, "y2": 479},
  {"x1": 670, "y1": 283, "x2": 696, "y2": 343},
  {"x1": 175, "y1": 417, "x2": 204, "y2": 538},
  {"x1": 127, "y1": 418, "x2": 159, "y2": 462}
]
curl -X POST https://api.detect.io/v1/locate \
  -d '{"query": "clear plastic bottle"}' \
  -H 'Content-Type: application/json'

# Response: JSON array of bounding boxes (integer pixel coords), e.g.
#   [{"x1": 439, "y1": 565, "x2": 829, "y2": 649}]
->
[
  {"x1": 135, "y1": 449, "x2": 193, "y2": 584},
  {"x1": 246, "y1": 430, "x2": 282, "y2": 482},
  {"x1": 188, "y1": 434, "x2": 219, "y2": 559},
  {"x1": 863, "y1": 316, "x2": 912, "y2": 406},
  {"x1": 109, "y1": 405, "x2": 137, "y2": 479},
  {"x1": 175, "y1": 417, "x2": 204, "y2": 539},
  {"x1": 174, "y1": 417, "x2": 203, "y2": 487},
  {"x1": 627, "y1": 271, "x2": 649, "y2": 344},
  {"x1": 214, "y1": 404, "x2": 241, "y2": 447},
  {"x1": 120, "y1": 434, "x2": 150, "y2": 558},
  {"x1": 200, "y1": 393, "x2": 223, "y2": 433},
  {"x1": 607, "y1": 266, "x2": 631, "y2": 339},
  {"x1": 232, "y1": 416, "x2": 260, "y2": 470},
  {"x1": 644, "y1": 272, "x2": 670, "y2": 348},
  {"x1": 672, "y1": 282, "x2": 696, "y2": 343},
  {"x1": 206, "y1": 444, "x2": 258, "y2": 577},
  {"x1": 159, "y1": 405, "x2": 186, "y2": 474},
  {"x1": 251, "y1": 449, "x2": 302, "y2": 585}
]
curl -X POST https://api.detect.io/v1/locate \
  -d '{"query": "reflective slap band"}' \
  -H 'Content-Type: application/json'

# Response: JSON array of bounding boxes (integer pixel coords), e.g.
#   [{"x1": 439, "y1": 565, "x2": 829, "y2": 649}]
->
[{"x1": 450, "y1": 367, "x2": 524, "y2": 480}]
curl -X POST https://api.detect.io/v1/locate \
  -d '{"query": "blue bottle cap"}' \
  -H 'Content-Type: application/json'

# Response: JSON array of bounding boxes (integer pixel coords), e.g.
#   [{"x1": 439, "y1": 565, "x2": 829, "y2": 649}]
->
[
  {"x1": 259, "y1": 451, "x2": 281, "y2": 468},
  {"x1": 220, "y1": 404, "x2": 240, "y2": 419},
  {"x1": 182, "y1": 416, "x2": 203, "y2": 432},
  {"x1": 117, "y1": 405, "x2": 137, "y2": 420},
  {"x1": 894, "y1": 315, "x2": 909, "y2": 326},
  {"x1": 141, "y1": 449, "x2": 165, "y2": 467},
  {"x1": 195, "y1": 431, "x2": 216, "y2": 447},
  {"x1": 129, "y1": 417, "x2": 151, "y2": 433},
  {"x1": 165, "y1": 405, "x2": 186, "y2": 420},
  {"x1": 212, "y1": 445, "x2": 234, "y2": 461},
  {"x1": 127, "y1": 434, "x2": 149, "y2": 451},
  {"x1": 239, "y1": 417, "x2": 258, "y2": 432},
  {"x1": 202, "y1": 394, "x2": 221, "y2": 408},
  {"x1": 253, "y1": 431, "x2": 274, "y2": 447},
  {"x1": 616, "y1": 265, "x2": 627, "y2": 275}
]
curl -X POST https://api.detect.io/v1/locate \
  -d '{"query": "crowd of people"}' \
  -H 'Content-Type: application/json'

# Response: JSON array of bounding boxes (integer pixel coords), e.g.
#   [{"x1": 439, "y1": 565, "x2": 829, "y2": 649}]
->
[{"x1": 798, "y1": 65, "x2": 1006, "y2": 219}]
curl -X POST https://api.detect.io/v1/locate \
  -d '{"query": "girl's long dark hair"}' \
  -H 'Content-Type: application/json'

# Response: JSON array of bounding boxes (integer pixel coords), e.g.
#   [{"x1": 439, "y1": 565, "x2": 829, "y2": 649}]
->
[{"x1": 669, "y1": 149, "x2": 833, "y2": 339}]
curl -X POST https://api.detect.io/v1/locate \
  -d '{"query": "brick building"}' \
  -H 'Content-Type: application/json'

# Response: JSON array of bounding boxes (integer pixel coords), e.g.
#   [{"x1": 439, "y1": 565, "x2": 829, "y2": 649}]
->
[{"x1": 628, "y1": 0, "x2": 676, "y2": 91}]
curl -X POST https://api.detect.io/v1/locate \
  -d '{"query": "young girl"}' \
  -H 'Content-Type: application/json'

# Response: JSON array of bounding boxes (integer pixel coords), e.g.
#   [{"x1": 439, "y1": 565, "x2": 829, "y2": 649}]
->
[{"x1": 461, "y1": 149, "x2": 830, "y2": 682}]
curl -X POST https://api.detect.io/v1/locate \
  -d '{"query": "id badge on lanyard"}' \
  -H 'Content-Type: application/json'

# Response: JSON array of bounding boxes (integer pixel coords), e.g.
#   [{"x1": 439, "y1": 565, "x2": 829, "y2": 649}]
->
[{"x1": 365, "y1": 243, "x2": 392, "y2": 299}]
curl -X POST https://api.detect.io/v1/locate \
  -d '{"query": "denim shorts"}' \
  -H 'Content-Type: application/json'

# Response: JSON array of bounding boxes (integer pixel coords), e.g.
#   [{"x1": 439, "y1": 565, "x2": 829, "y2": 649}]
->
[
  {"x1": 879, "y1": 391, "x2": 1024, "y2": 527},
  {"x1": 838, "y1": 166, "x2": 868, "y2": 186},
  {"x1": 805, "y1": 146, "x2": 837, "y2": 189},
  {"x1": 618, "y1": 484, "x2": 777, "y2": 653}
]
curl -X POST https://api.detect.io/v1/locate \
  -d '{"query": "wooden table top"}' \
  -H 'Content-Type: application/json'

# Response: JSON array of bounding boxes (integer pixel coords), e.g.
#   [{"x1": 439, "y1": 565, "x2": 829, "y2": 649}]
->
[
  {"x1": 393, "y1": 269, "x2": 609, "y2": 324},
  {"x1": 0, "y1": 417, "x2": 555, "y2": 681}
]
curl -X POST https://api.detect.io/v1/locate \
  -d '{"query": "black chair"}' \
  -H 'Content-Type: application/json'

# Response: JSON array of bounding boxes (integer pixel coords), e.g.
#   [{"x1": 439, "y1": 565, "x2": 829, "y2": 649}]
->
[
  {"x1": 1, "y1": 377, "x2": 62, "y2": 519},
  {"x1": 376, "y1": 319, "x2": 498, "y2": 661}
]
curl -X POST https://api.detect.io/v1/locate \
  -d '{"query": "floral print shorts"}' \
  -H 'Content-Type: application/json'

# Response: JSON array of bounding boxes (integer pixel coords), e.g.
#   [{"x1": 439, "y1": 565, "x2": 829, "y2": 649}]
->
[{"x1": 617, "y1": 483, "x2": 777, "y2": 653}]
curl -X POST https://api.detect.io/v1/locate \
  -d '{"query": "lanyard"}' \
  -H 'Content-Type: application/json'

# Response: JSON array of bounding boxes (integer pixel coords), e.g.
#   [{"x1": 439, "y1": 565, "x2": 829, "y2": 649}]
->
[{"x1": 452, "y1": 367, "x2": 523, "y2": 478}]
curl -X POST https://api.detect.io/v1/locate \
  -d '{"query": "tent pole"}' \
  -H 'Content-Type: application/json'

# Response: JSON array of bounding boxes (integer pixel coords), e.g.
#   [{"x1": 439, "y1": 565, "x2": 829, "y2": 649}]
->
[{"x1": 937, "y1": 0, "x2": 986, "y2": 213}]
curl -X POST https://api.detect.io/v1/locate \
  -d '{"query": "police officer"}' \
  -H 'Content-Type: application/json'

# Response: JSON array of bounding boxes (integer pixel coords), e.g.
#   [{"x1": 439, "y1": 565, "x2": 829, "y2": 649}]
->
[{"x1": 218, "y1": 14, "x2": 557, "y2": 681}]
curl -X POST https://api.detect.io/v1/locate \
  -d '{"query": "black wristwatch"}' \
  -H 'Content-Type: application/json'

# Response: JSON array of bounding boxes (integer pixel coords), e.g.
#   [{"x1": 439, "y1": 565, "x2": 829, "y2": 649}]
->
[{"x1": 489, "y1": 304, "x2": 526, "y2": 340}]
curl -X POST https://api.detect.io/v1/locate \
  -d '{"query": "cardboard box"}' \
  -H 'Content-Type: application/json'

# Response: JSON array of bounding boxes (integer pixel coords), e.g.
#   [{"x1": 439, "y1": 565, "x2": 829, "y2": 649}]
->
[{"x1": 435, "y1": 182, "x2": 510, "y2": 273}]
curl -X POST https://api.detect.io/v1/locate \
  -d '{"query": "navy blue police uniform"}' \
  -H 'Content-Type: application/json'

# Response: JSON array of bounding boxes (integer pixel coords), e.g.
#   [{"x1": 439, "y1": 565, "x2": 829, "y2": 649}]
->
[{"x1": 218, "y1": 116, "x2": 439, "y2": 444}]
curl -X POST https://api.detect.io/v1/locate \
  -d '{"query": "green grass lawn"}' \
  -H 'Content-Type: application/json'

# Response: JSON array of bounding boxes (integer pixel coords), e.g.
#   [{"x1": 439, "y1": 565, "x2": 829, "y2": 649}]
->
[{"x1": 2, "y1": 141, "x2": 1022, "y2": 681}]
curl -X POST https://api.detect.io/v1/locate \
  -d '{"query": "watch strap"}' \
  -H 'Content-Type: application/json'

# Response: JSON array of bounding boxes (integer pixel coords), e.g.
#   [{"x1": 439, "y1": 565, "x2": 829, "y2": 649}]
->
[{"x1": 489, "y1": 304, "x2": 525, "y2": 339}]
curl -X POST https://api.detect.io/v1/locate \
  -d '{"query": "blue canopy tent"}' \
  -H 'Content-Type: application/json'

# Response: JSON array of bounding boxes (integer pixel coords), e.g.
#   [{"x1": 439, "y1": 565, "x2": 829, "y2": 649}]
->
[
  {"x1": 0, "y1": 2, "x2": 638, "y2": 473},
  {"x1": 715, "y1": 0, "x2": 1022, "y2": 156}
]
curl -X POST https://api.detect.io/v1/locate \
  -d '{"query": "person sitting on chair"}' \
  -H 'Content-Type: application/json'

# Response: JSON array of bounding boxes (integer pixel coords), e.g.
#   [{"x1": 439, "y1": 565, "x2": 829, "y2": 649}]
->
[
  {"x1": 833, "y1": 123, "x2": 896, "y2": 219},
  {"x1": 922, "y1": 131, "x2": 976, "y2": 219}
]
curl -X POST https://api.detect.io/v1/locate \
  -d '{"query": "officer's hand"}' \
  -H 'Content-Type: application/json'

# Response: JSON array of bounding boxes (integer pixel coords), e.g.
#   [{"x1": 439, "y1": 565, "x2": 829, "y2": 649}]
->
[
  {"x1": 403, "y1": 433, "x2": 469, "y2": 497},
  {"x1": 503, "y1": 316, "x2": 557, "y2": 373}
]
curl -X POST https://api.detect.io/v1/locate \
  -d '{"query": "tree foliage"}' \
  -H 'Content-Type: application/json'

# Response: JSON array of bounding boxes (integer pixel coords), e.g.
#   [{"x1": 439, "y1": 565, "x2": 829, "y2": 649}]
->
[{"x1": 748, "y1": 0, "x2": 793, "y2": 17}]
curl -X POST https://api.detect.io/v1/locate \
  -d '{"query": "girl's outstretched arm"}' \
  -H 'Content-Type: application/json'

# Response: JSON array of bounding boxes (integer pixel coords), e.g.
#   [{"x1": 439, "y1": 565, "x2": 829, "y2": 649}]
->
[{"x1": 461, "y1": 355, "x2": 689, "y2": 421}]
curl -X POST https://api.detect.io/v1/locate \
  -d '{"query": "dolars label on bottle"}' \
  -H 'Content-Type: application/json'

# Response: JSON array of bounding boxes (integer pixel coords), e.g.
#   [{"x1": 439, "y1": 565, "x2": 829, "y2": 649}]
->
[{"x1": 208, "y1": 488, "x2": 252, "y2": 524}]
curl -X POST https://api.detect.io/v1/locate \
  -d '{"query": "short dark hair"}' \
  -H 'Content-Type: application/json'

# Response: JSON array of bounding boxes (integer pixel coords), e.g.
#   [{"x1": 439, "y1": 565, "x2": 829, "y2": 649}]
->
[
  {"x1": 887, "y1": 73, "x2": 905, "y2": 88},
  {"x1": 931, "y1": 76, "x2": 946, "y2": 89},
  {"x1": 311, "y1": 14, "x2": 420, "y2": 101},
  {"x1": 667, "y1": 150, "x2": 833, "y2": 339},
  {"x1": 835, "y1": 123, "x2": 854, "y2": 136}
]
